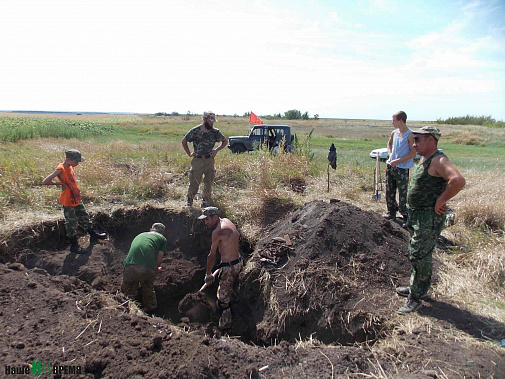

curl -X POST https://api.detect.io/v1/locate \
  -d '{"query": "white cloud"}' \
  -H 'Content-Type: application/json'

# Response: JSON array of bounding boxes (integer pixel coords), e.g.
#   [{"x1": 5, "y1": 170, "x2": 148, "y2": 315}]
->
[
  {"x1": 0, "y1": 0, "x2": 503, "y2": 120},
  {"x1": 406, "y1": 32, "x2": 498, "y2": 70},
  {"x1": 327, "y1": 11, "x2": 339, "y2": 25}
]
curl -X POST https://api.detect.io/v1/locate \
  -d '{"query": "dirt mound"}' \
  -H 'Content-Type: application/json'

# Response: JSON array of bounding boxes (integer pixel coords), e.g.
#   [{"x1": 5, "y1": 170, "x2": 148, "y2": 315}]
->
[{"x1": 237, "y1": 200, "x2": 411, "y2": 345}]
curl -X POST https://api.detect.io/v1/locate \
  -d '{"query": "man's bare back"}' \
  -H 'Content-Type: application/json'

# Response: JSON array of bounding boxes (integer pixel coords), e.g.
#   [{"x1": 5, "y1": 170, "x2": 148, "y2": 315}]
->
[
  {"x1": 205, "y1": 215, "x2": 240, "y2": 276},
  {"x1": 213, "y1": 218, "x2": 239, "y2": 262},
  {"x1": 199, "y1": 208, "x2": 243, "y2": 329}
]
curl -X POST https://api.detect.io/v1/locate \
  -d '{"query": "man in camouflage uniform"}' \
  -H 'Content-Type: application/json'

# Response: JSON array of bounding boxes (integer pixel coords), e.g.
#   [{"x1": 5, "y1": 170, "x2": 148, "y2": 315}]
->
[
  {"x1": 199, "y1": 207, "x2": 243, "y2": 330},
  {"x1": 182, "y1": 111, "x2": 228, "y2": 207},
  {"x1": 384, "y1": 111, "x2": 416, "y2": 227},
  {"x1": 122, "y1": 223, "x2": 167, "y2": 313},
  {"x1": 397, "y1": 126, "x2": 465, "y2": 313}
]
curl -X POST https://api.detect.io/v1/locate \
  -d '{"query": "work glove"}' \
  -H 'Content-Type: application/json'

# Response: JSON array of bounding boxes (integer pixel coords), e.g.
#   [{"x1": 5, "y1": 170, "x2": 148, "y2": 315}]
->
[{"x1": 204, "y1": 274, "x2": 215, "y2": 285}]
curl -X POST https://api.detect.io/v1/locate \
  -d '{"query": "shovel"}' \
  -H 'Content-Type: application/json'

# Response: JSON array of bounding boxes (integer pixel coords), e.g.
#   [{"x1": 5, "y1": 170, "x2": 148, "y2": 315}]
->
[
  {"x1": 372, "y1": 154, "x2": 382, "y2": 201},
  {"x1": 198, "y1": 268, "x2": 220, "y2": 292}
]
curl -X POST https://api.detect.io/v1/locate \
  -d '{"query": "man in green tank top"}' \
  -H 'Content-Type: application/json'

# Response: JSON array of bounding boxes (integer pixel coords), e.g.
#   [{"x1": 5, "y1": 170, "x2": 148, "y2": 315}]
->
[
  {"x1": 396, "y1": 126, "x2": 465, "y2": 313},
  {"x1": 122, "y1": 223, "x2": 168, "y2": 313}
]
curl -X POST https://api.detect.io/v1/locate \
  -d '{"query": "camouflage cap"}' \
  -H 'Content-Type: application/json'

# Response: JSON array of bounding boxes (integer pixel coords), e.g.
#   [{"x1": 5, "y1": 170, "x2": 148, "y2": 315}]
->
[
  {"x1": 65, "y1": 149, "x2": 85, "y2": 162},
  {"x1": 413, "y1": 126, "x2": 441, "y2": 140},
  {"x1": 151, "y1": 223, "x2": 166, "y2": 234},
  {"x1": 203, "y1": 111, "x2": 217, "y2": 122},
  {"x1": 198, "y1": 207, "x2": 219, "y2": 220}
]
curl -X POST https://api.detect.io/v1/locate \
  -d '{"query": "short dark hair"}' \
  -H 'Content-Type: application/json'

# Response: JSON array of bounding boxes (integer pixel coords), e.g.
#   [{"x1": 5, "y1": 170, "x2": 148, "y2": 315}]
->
[{"x1": 394, "y1": 111, "x2": 407, "y2": 123}]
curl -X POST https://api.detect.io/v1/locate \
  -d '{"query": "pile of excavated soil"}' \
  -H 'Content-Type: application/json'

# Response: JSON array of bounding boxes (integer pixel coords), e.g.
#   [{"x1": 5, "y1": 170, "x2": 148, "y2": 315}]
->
[
  {"x1": 1, "y1": 203, "x2": 504, "y2": 377},
  {"x1": 235, "y1": 200, "x2": 411, "y2": 345}
]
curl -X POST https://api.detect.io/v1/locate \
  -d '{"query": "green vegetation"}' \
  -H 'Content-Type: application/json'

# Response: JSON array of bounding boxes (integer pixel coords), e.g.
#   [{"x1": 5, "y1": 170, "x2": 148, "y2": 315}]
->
[
  {"x1": 436, "y1": 115, "x2": 504, "y2": 127},
  {"x1": 0, "y1": 117, "x2": 117, "y2": 142},
  {"x1": 284, "y1": 109, "x2": 310, "y2": 120},
  {"x1": 1, "y1": 112, "x2": 503, "y2": 224}
]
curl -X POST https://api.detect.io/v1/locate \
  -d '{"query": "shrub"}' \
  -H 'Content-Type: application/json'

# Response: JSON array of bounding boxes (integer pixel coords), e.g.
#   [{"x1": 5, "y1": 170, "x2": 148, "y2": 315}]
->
[
  {"x1": 284, "y1": 110, "x2": 302, "y2": 120},
  {"x1": 436, "y1": 115, "x2": 503, "y2": 127}
]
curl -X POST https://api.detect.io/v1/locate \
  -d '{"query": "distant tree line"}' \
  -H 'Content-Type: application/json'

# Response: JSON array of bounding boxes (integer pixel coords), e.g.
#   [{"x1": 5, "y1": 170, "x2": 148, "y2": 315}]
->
[
  {"x1": 154, "y1": 111, "x2": 184, "y2": 116},
  {"x1": 155, "y1": 110, "x2": 323, "y2": 121},
  {"x1": 243, "y1": 110, "x2": 319, "y2": 120},
  {"x1": 436, "y1": 115, "x2": 504, "y2": 128},
  {"x1": 154, "y1": 111, "x2": 193, "y2": 120}
]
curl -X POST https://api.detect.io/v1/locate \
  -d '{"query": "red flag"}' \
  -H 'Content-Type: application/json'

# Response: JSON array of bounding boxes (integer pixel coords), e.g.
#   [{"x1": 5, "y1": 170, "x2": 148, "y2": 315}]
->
[{"x1": 249, "y1": 111, "x2": 263, "y2": 124}]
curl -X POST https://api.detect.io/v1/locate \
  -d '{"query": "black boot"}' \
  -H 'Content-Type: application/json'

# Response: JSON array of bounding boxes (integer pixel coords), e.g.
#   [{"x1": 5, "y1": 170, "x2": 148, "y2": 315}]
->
[
  {"x1": 89, "y1": 229, "x2": 106, "y2": 241},
  {"x1": 401, "y1": 215, "x2": 408, "y2": 228},
  {"x1": 383, "y1": 213, "x2": 396, "y2": 221},
  {"x1": 69, "y1": 237, "x2": 89, "y2": 254}
]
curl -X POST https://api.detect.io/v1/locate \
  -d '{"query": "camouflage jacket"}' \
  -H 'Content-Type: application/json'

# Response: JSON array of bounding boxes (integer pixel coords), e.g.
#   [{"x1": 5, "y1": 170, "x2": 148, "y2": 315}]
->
[{"x1": 185, "y1": 124, "x2": 226, "y2": 155}]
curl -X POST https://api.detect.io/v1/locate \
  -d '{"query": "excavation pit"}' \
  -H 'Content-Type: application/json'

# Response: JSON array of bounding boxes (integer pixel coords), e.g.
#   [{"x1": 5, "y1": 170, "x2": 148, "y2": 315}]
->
[{"x1": 0, "y1": 201, "x2": 412, "y2": 347}]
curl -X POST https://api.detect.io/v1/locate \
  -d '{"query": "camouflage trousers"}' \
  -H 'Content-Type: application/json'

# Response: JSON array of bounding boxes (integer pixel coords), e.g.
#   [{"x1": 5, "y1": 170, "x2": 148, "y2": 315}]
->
[
  {"x1": 406, "y1": 209, "x2": 446, "y2": 299},
  {"x1": 385, "y1": 165, "x2": 410, "y2": 218},
  {"x1": 121, "y1": 265, "x2": 158, "y2": 312},
  {"x1": 188, "y1": 157, "x2": 215, "y2": 202},
  {"x1": 63, "y1": 203, "x2": 92, "y2": 239},
  {"x1": 217, "y1": 259, "x2": 243, "y2": 329}
]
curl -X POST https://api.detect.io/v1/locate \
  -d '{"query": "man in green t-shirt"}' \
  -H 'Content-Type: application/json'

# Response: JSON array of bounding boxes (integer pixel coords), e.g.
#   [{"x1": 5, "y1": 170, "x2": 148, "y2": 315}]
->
[{"x1": 121, "y1": 223, "x2": 168, "y2": 313}]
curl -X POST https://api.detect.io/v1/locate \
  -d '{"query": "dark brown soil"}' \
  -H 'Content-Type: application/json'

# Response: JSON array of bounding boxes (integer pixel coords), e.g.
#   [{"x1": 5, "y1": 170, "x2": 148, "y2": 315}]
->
[{"x1": 1, "y1": 202, "x2": 504, "y2": 378}]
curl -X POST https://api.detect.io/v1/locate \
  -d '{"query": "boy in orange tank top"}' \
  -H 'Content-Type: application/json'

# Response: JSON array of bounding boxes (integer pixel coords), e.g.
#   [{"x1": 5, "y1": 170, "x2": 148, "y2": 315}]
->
[{"x1": 43, "y1": 149, "x2": 106, "y2": 254}]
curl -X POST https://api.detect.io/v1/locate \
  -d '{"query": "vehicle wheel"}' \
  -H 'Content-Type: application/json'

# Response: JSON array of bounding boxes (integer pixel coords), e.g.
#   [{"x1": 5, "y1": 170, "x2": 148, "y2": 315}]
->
[{"x1": 231, "y1": 145, "x2": 246, "y2": 154}]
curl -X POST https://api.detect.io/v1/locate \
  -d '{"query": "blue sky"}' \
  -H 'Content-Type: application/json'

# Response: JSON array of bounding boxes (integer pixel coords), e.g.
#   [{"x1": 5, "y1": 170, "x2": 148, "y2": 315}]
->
[{"x1": 1, "y1": 0, "x2": 504, "y2": 120}]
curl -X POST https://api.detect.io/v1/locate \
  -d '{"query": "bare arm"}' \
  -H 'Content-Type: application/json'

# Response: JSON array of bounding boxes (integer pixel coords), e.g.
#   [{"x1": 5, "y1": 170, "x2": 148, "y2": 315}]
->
[
  {"x1": 387, "y1": 131, "x2": 394, "y2": 156},
  {"x1": 433, "y1": 156, "x2": 466, "y2": 215},
  {"x1": 182, "y1": 137, "x2": 194, "y2": 157},
  {"x1": 206, "y1": 231, "x2": 220, "y2": 275},
  {"x1": 210, "y1": 137, "x2": 228, "y2": 158},
  {"x1": 42, "y1": 169, "x2": 66, "y2": 188},
  {"x1": 156, "y1": 251, "x2": 164, "y2": 271}
]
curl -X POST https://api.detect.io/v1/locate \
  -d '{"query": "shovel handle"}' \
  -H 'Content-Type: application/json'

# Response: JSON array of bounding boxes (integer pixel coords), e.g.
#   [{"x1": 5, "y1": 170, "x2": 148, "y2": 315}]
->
[{"x1": 198, "y1": 269, "x2": 220, "y2": 292}]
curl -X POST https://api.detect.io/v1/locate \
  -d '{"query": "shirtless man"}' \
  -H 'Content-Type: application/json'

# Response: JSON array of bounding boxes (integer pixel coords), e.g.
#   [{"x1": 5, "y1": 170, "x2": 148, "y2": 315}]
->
[{"x1": 198, "y1": 207, "x2": 243, "y2": 329}]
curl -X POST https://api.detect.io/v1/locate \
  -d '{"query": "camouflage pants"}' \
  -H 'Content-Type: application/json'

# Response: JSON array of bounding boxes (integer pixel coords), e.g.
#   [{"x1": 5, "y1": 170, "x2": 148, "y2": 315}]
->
[
  {"x1": 407, "y1": 209, "x2": 446, "y2": 299},
  {"x1": 63, "y1": 203, "x2": 92, "y2": 239},
  {"x1": 217, "y1": 259, "x2": 243, "y2": 329},
  {"x1": 385, "y1": 165, "x2": 410, "y2": 218},
  {"x1": 188, "y1": 157, "x2": 215, "y2": 201},
  {"x1": 121, "y1": 265, "x2": 158, "y2": 312}
]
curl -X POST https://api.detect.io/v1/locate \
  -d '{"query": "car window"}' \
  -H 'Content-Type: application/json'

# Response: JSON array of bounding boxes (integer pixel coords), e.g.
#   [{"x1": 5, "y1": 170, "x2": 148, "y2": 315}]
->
[
  {"x1": 251, "y1": 128, "x2": 263, "y2": 136},
  {"x1": 274, "y1": 128, "x2": 286, "y2": 136}
]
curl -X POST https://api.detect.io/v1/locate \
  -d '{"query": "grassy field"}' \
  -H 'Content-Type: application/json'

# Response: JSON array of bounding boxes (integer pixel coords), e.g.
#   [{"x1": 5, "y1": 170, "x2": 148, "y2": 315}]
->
[{"x1": 1, "y1": 111, "x2": 504, "y2": 362}]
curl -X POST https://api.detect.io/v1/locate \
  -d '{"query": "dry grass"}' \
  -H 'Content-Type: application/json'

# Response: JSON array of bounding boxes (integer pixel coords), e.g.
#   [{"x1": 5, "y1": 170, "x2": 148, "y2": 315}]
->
[
  {"x1": 1, "y1": 113, "x2": 504, "y2": 375},
  {"x1": 436, "y1": 228, "x2": 505, "y2": 323},
  {"x1": 371, "y1": 312, "x2": 505, "y2": 376},
  {"x1": 451, "y1": 131, "x2": 487, "y2": 146},
  {"x1": 455, "y1": 172, "x2": 505, "y2": 232}
]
